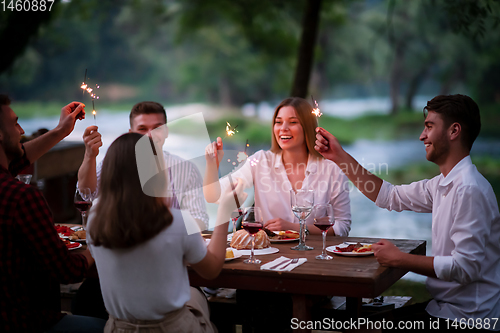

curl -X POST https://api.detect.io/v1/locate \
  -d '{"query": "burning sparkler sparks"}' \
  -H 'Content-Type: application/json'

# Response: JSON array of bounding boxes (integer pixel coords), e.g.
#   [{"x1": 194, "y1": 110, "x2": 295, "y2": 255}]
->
[
  {"x1": 311, "y1": 95, "x2": 322, "y2": 117},
  {"x1": 80, "y1": 70, "x2": 100, "y2": 125},
  {"x1": 225, "y1": 122, "x2": 238, "y2": 136}
]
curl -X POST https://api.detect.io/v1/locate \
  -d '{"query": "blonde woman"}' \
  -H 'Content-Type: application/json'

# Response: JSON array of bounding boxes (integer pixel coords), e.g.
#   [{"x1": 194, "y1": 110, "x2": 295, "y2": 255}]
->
[{"x1": 205, "y1": 97, "x2": 351, "y2": 236}]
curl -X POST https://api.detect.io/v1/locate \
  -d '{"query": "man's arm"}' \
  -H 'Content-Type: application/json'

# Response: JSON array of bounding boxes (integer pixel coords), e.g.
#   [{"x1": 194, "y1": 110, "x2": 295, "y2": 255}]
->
[
  {"x1": 372, "y1": 239, "x2": 437, "y2": 278},
  {"x1": 24, "y1": 102, "x2": 85, "y2": 163},
  {"x1": 77, "y1": 126, "x2": 102, "y2": 193},
  {"x1": 315, "y1": 127, "x2": 383, "y2": 202}
]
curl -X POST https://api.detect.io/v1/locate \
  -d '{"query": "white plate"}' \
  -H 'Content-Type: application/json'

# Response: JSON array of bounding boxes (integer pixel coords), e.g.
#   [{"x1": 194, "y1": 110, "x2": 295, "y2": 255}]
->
[
  {"x1": 326, "y1": 243, "x2": 374, "y2": 257},
  {"x1": 67, "y1": 242, "x2": 82, "y2": 251},
  {"x1": 231, "y1": 247, "x2": 279, "y2": 256},
  {"x1": 270, "y1": 237, "x2": 299, "y2": 243},
  {"x1": 225, "y1": 248, "x2": 242, "y2": 261},
  {"x1": 58, "y1": 233, "x2": 69, "y2": 239}
]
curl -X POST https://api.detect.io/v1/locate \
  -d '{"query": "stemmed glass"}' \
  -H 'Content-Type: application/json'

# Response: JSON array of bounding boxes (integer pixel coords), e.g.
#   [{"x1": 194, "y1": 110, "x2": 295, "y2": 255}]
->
[
  {"x1": 312, "y1": 203, "x2": 335, "y2": 260},
  {"x1": 15, "y1": 174, "x2": 32, "y2": 184},
  {"x1": 74, "y1": 188, "x2": 93, "y2": 227},
  {"x1": 290, "y1": 189, "x2": 314, "y2": 251},
  {"x1": 241, "y1": 207, "x2": 264, "y2": 264}
]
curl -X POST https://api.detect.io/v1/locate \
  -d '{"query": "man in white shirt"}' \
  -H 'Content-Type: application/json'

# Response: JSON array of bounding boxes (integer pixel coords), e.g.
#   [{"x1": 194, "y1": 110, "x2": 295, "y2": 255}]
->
[{"x1": 315, "y1": 94, "x2": 500, "y2": 330}]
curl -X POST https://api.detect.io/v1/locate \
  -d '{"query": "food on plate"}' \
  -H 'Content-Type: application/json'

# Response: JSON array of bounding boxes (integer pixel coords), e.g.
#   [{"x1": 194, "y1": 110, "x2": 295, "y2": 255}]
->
[
  {"x1": 354, "y1": 244, "x2": 372, "y2": 253},
  {"x1": 62, "y1": 239, "x2": 81, "y2": 249},
  {"x1": 55, "y1": 225, "x2": 86, "y2": 240},
  {"x1": 55, "y1": 225, "x2": 73, "y2": 237},
  {"x1": 225, "y1": 249, "x2": 234, "y2": 259},
  {"x1": 264, "y1": 228, "x2": 299, "y2": 240},
  {"x1": 69, "y1": 230, "x2": 86, "y2": 241},
  {"x1": 335, "y1": 242, "x2": 372, "y2": 253},
  {"x1": 230, "y1": 229, "x2": 270, "y2": 250},
  {"x1": 276, "y1": 230, "x2": 300, "y2": 239}
]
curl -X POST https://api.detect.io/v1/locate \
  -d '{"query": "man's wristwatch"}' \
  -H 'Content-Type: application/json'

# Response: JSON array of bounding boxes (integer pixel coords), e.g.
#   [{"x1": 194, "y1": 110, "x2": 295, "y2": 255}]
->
[{"x1": 304, "y1": 224, "x2": 310, "y2": 236}]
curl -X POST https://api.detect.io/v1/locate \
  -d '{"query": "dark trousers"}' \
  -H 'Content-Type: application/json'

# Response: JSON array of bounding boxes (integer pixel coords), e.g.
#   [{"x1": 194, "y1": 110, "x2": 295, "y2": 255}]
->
[{"x1": 71, "y1": 277, "x2": 109, "y2": 320}]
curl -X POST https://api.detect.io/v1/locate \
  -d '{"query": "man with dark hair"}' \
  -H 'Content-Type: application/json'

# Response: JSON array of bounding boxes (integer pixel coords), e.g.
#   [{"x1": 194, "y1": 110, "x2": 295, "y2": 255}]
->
[
  {"x1": 315, "y1": 94, "x2": 499, "y2": 330},
  {"x1": 0, "y1": 94, "x2": 106, "y2": 332},
  {"x1": 78, "y1": 101, "x2": 208, "y2": 229}
]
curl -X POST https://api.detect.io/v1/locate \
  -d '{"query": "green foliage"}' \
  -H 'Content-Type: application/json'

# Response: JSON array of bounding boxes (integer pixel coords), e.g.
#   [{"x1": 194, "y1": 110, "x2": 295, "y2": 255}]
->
[{"x1": 1, "y1": 0, "x2": 500, "y2": 109}]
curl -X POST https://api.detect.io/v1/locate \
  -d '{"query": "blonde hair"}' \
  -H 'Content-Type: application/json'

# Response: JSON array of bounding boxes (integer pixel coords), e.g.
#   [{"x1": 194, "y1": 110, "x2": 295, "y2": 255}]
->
[{"x1": 270, "y1": 97, "x2": 322, "y2": 158}]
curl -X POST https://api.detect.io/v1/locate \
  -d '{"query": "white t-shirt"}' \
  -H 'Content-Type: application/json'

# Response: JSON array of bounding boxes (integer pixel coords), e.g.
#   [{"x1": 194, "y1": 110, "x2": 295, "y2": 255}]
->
[
  {"x1": 376, "y1": 156, "x2": 500, "y2": 325},
  {"x1": 87, "y1": 208, "x2": 207, "y2": 321},
  {"x1": 220, "y1": 150, "x2": 352, "y2": 236}
]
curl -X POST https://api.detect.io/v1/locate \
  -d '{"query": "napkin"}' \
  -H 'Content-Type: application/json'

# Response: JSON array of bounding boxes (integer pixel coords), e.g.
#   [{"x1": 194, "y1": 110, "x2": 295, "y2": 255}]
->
[{"x1": 261, "y1": 256, "x2": 307, "y2": 272}]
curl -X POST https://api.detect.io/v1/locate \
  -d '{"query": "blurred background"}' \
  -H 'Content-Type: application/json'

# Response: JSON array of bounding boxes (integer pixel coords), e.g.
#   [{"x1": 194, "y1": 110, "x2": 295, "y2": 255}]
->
[{"x1": 2, "y1": 0, "x2": 500, "y2": 283}]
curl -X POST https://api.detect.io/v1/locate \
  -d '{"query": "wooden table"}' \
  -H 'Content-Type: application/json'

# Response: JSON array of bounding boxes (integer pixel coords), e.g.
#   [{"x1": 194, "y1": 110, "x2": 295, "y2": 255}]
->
[{"x1": 188, "y1": 235, "x2": 426, "y2": 332}]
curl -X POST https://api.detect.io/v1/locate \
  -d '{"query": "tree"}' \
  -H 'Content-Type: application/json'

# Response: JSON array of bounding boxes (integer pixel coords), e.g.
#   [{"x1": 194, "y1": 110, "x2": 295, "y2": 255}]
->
[
  {"x1": 0, "y1": 1, "x2": 60, "y2": 74},
  {"x1": 290, "y1": 0, "x2": 322, "y2": 98}
]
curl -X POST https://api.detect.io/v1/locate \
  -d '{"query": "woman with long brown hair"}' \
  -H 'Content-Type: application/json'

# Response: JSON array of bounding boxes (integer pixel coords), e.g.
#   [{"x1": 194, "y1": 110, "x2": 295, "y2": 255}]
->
[
  {"x1": 87, "y1": 132, "x2": 244, "y2": 333},
  {"x1": 204, "y1": 97, "x2": 351, "y2": 236}
]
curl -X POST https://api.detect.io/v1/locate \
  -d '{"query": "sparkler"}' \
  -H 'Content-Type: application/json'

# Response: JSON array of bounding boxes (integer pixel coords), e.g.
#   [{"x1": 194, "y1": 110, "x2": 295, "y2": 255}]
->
[
  {"x1": 311, "y1": 95, "x2": 322, "y2": 117},
  {"x1": 225, "y1": 122, "x2": 238, "y2": 136},
  {"x1": 80, "y1": 70, "x2": 100, "y2": 125},
  {"x1": 236, "y1": 140, "x2": 249, "y2": 163}
]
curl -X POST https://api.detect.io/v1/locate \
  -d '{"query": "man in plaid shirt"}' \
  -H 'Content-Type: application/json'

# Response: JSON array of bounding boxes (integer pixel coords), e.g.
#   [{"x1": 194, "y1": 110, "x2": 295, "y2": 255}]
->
[{"x1": 0, "y1": 95, "x2": 106, "y2": 332}]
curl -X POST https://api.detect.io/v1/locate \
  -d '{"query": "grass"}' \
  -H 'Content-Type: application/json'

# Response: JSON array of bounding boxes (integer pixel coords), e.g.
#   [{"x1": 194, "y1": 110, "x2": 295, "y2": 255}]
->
[
  {"x1": 201, "y1": 109, "x2": 425, "y2": 147},
  {"x1": 382, "y1": 279, "x2": 432, "y2": 304}
]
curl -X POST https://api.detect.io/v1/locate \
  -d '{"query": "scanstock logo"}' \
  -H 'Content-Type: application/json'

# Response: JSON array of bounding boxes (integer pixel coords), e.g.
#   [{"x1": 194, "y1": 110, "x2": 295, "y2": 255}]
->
[{"x1": 134, "y1": 112, "x2": 245, "y2": 235}]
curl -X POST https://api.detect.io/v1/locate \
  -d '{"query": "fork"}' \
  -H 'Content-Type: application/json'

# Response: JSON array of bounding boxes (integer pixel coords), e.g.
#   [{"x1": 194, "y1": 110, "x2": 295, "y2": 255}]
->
[
  {"x1": 270, "y1": 258, "x2": 292, "y2": 270},
  {"x1": 280, "y1": 258, "x2": 299, "y2": 270}
]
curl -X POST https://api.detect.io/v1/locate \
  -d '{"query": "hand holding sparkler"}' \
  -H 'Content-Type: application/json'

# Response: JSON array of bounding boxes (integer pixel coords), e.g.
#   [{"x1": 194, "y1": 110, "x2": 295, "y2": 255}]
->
[
  {"x1": 82, "y1": 125, "x2": 103, "y2": 159},
  {"x1": 55, "y1": 102, "x2": 86, "y2": 137},
  {"x1": 204, "y1": 138, "x2": 224, "y2": 203},
  {"x1": 314, "y1": 127, "x2": 344, "y2": 163}
]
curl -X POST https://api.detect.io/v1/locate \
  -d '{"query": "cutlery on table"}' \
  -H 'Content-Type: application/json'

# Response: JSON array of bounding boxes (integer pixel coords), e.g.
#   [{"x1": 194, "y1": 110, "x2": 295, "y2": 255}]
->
[
  {"x1": 280, "y1": 258, "x2": 299, "y2": 270},
  {"x1": 269, "y1": 258, "x2": 292, "y2": 270}
]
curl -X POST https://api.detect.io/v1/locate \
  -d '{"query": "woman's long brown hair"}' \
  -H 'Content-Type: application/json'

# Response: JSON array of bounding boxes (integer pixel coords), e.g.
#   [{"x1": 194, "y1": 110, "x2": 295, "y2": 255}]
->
[
  {"x1": 270, "y1": 97, "x2": 323, "y2": 158},
  {"x1": 88, "y1": 132, "x2": 173, "y2": 249}
]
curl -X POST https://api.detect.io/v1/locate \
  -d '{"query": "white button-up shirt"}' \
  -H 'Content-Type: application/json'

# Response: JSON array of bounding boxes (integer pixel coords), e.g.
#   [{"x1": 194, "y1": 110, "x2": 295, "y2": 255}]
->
[
  {"x1": 220, "y1": 150, "x2": 351, "y2": 236},
  {"x1": 376, "y1": 156, "x2": 500, "y2": 323}
]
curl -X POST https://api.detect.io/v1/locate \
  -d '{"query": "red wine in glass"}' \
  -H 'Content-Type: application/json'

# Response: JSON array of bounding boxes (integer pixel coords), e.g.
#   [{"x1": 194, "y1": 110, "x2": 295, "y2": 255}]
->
[
  {"x1": 242, "y1": 222, "x2": 263, "y2": 235},
  {"x1": 314, "y1": 217, "x2": 334, "y2": 232},
  {"x1": 74, "y1": 201, "x2": 92, "y2": 213}
]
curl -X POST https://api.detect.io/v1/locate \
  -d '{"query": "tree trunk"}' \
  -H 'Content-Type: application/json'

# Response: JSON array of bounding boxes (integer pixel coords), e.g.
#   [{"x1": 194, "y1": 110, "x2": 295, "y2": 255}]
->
[
  {"x1": 405, "y1": 64, "x2": 431, "y2": 110},
  {"x1": 290, "y1": 0, "x2": 322, "y2": 98},
  {"x1": 0, "y1": 4, "x2": 59, "y2": 75},
  {"x1": 219, "y1": 75, "x2": 232, "y2": 107},
  {"x1": 389, "y1": 42, "x2": 405, "y2": 115}
]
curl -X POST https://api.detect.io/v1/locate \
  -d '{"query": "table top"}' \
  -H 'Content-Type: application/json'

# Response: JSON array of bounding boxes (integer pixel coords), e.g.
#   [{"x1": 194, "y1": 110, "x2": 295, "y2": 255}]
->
[{"x1": 189, "y1": 235, "x2": 426, "y2": 298}]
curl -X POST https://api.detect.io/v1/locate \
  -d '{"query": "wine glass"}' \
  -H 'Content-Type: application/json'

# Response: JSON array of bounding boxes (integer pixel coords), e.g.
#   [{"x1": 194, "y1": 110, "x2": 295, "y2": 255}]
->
[
  {"x1": 242, "y1": 207, "x2": 264, "y2": 264},
  {"x1": 74, "y1": 188, "x2": 93, "y2": 227},
  {"x1": 312, "y1": 203, "x2": 335, "y2": 260},
  {"x1": 290, "y1": 189, "x2": 314, "y2": 251},
  {"x1": 15, "y1": 174, "x2": 32, "y2": 184}
]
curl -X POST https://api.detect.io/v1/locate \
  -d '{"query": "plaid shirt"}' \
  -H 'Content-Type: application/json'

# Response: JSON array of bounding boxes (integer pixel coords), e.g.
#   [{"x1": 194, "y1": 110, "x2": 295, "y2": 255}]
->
[{"x1": 0, "y1": 148, "x2": 88, "y2": 333}]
